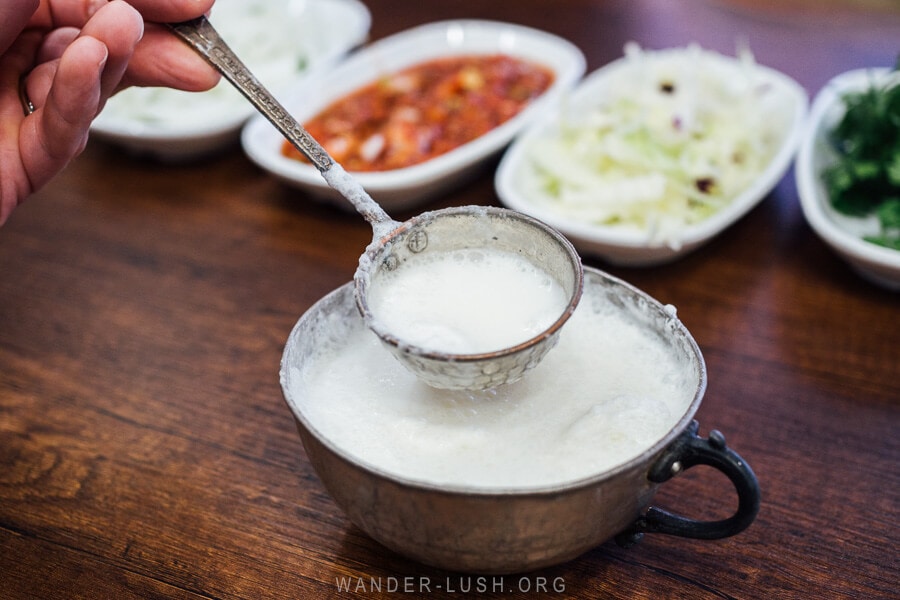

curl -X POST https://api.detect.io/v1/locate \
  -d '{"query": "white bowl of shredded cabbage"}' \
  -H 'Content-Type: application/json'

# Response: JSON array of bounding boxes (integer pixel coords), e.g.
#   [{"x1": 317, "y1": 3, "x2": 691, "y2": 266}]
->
[
  {"x1": 496, "y1": 42, "x2": 808, "y2": 266},
  {"x1": 90, "y1": 0, "x2": 370, "y2": 161}
]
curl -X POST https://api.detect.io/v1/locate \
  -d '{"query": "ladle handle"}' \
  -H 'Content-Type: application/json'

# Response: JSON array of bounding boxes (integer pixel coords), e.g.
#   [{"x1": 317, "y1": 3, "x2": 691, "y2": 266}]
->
[
  {"x1": 615, "y1": 420, "x2": 760, "y2": 547},
  {"x1": 168, "y1": 17, "x2": 333, "y2": 172},
  {"x1": 167, "y1": 17, "x2": 393, "y2": 228}
]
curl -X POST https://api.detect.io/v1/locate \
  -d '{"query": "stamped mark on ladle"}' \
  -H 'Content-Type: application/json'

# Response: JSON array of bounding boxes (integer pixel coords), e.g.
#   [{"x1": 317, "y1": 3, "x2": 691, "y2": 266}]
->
[{"x1": 407, "y1": 229, "x2": 429, "y2": 253}]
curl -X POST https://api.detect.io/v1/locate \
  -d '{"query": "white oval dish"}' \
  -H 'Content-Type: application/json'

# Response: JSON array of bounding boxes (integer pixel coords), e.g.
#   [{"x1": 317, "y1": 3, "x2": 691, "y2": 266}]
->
[
  {"x1": 495, "y1": 44, "x2": 809, "y2": 267},
  {"x1": 240, "y1": 19, "x2": 586, "y2": 213},
  {"x1": 90, "y1": 0, "x2": 371, "y2": 161},
  {"x1": 795, "y1": 67, "x2": 900, "y2": 291}
]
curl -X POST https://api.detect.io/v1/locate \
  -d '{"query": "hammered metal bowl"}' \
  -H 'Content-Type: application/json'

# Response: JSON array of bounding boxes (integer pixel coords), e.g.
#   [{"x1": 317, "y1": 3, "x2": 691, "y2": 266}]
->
[{"x1": 281, "y1": 267, "x2": 760, "y2": 573}]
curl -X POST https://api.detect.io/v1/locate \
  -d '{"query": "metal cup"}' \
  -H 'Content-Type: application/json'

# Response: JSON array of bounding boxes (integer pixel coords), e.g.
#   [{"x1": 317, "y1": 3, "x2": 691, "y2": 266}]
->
[{"x1": 281, "y1": 267, "x2": 759, "y2": 573}]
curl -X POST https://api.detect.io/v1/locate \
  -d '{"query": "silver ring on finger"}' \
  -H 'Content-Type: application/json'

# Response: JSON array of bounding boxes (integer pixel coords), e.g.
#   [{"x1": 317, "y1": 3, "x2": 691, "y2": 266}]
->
[{"x1": 19, "y1": 75, "x2": 35, "y2": 116}]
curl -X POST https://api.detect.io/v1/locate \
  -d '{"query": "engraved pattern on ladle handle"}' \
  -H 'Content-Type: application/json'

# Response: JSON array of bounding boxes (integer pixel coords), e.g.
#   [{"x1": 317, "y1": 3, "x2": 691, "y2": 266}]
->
[{"x1": 167, "y1": 17, "x2": 333, "y2": 172}]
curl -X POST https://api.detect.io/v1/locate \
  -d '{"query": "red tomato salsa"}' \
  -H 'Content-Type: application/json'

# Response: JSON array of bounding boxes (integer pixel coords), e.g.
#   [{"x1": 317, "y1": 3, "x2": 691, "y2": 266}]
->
[{"x1": 281, "y1": 54, "x2": 555, "y2": 171}]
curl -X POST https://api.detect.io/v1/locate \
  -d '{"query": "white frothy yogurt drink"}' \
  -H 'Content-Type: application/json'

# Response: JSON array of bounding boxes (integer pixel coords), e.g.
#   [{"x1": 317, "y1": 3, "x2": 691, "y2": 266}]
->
[
  {"x1": 367, "y1": 248, "x2": 569, "y2": 354},
  {"x1": 291, "y1": 278, "x2": 696, "y2": 489}
]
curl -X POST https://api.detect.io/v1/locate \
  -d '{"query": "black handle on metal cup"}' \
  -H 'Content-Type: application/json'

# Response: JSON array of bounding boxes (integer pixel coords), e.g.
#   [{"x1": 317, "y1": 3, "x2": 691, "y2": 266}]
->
[{"x1": 616, "y1": 420, "x2": 760, "y2": 548}]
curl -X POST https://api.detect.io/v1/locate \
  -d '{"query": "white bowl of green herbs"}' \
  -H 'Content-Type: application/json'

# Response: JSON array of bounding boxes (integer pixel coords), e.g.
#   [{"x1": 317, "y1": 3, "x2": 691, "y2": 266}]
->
[{"x1": 796, "y1": 66, "x2": 900, "y2": 291}]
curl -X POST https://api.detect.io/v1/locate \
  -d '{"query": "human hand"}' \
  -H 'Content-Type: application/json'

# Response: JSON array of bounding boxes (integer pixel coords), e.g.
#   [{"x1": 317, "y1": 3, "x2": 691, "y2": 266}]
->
[{"x1": 0, "y1": 0, "x2": 220, "y2": 226}]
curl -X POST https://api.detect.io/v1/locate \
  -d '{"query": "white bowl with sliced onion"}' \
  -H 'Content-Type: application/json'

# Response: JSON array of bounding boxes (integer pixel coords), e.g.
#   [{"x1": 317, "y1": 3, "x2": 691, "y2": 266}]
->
[
  {"x1": 496, "y1": 43, "x2": 808, "y2": 267},
  {"x1": 90, "y1": 0, "x2": 371, "y2": 161},
  {"x1": 240, "y1": 19, "x2": 586, "y2": 212}
]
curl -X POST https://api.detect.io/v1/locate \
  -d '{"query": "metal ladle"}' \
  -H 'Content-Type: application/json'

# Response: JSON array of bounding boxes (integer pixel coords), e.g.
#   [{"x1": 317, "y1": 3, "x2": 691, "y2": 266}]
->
[{"x1": 168, "y1": 17, "x2": 583, "y2": 390}]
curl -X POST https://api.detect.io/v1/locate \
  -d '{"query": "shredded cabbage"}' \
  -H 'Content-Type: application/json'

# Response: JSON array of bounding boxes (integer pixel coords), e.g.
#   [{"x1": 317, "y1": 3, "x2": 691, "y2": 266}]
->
[{"x1": 521, "y1": 43, "x2": 790, "y2": 244}]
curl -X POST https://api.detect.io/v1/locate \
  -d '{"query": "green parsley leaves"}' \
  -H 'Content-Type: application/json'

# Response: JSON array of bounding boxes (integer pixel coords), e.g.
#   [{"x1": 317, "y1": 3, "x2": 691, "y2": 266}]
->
[{"x1": 822, "y1": 61, "x2": 900, "y2": 250}]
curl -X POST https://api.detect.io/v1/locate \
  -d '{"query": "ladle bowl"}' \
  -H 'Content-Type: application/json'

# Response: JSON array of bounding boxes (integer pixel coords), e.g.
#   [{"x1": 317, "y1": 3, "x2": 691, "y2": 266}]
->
[
  {"x1": 170, "y1": 16, "x2": 584, "y2": 390},
  {"x1": 355, "y1": 205, "x2": 583, "y2": 390}
]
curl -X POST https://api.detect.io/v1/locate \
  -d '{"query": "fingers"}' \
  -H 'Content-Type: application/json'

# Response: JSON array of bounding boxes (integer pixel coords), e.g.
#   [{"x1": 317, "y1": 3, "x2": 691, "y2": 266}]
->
[
  {"x1": 15, "y1": 2, "x2": 135, "y2": 189},
  {"x1": 77, "y1": 1, "x2": 143, "y2": 101},
  {"x1": 29, "y1": 0, "x2": 218, "y2": 95},
  {"x1": 21, "y1": 1, "x2": 142, "y2": 115},
  {"x1": 33, "y1": 0, "x2": 216, "y2": 29},
  {"x1": 70, "y1": 1, "x2": 220, "y2": 94},
  {"x1": 120, "y1": 23, "x2": 220, "y2": 92},
  {"x1": 0, "y1": 0, "x2": 39, "y2": 55},
  {"x1": 20, "y1": 35, "x2": 107, "y2": 190},
  {"x1": 21, "y1": 27, "x2": 80, "y2": 103},
  {"x1": 113, "y1": 0, "x2": 216, "y2": 24},
  {"x1": 28, "y1": 0, "x2": 108, "y2": 29},
  {"x1": 36, "y1": 27, "x2": 80, "y2": 64},
  {"x1": 0, "y1": 0, "x2": 218, "y2": 225},
  {"x1": 0, "y1": 29, "x2": 42, "y2": 225}
]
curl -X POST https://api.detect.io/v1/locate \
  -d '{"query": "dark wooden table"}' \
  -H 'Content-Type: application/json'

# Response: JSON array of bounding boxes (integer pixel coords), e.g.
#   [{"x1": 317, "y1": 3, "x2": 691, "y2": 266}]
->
[{"x1": 1, "y1": 1, "x2": 898, "y2": 598}]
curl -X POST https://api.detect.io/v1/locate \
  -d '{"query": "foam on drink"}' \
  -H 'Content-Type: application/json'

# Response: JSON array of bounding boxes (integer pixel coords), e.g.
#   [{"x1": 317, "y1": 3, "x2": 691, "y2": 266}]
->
[
  {"x1": 367, "y1": 248, "x2": 569, "y2": 354},
  {"x1": 290, "y1": 286, "x2": 696, "y2": 489}
]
